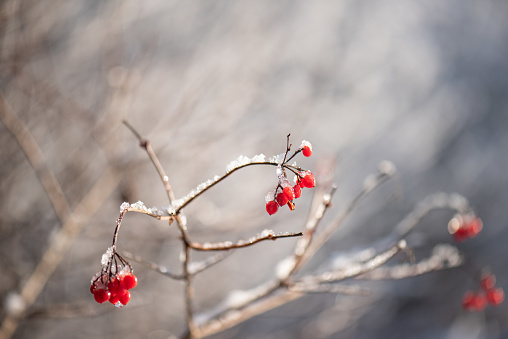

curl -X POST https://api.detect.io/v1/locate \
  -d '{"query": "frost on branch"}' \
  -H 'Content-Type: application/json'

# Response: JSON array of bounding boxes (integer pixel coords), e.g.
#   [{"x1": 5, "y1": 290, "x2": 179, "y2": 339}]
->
[
  {"x1": 191, "y1": 230, "x2": 302, "y2": 251},
  {"x1": 101, "y1": 246, "x2": 115, "y2": 266},
  {"x1": 226, "y1": 154, "x2": 266, "y2": 172}
]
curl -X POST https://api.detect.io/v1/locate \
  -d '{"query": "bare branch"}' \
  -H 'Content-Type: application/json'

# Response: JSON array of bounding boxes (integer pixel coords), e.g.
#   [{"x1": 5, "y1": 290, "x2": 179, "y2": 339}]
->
[
  {"x1": 126, "y1": 202, "x2": 174, "y2": 221},
  {"x1": 195, "y1": 279, "x2": 282, "y2": 331},
  {"x1": 189, "y1": 231, "x2": 303, "y2": 251},
  {"x1": 288, "y1": 282, "x2": 370, "y2": 296},
  {"x1": 297, "y1": 240, "x2": 406, "y2": 285},
  {"x1": 0, "y1": 93, "x2": 122, "y2": 339},
  {"x1": 288, "y1": 162, "x2": 396, "y2": 276},
  {"x1": 0, "y1": 92, "x2": 71, "y2": 223},
  {"x1": 358, "y1": 243, "x2": 464, "y2": 280},
  {"x1": 392, "y1": 192, "x2": 471, "y2": 241},
  {"x1": 122, "y1": 251, "x2": 184, "y2": 280},
  {"x1": 123, "y1": 120, "x2": 176, "y2": 204},
  {"x1": 174, "y1": 161, "x2": 278, "y2": 214},
  {"x1": 188, "y1": 252, "x2": 233, "y2": 276},
  {"x1": 281, "y1": 185, "x2": 337, "y2": 280}
]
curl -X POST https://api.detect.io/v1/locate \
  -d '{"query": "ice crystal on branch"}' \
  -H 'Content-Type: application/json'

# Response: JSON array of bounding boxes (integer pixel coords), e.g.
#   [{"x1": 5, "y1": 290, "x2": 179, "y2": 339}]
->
[{"x1": 226, "y1": 154, "x2": 266, "y2": 172}]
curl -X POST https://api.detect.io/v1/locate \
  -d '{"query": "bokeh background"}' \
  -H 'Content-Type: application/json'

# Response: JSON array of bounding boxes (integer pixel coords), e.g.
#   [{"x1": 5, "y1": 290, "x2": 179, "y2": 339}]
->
[{"x1": 1, "y1": 1, "x2": 508, "y2": 338}]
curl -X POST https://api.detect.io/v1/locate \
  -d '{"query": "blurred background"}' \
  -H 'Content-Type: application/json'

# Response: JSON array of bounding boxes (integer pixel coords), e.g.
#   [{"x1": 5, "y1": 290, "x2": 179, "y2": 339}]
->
[{"x1": 1, "y1": 1, "x2": 508, "y2": 338}]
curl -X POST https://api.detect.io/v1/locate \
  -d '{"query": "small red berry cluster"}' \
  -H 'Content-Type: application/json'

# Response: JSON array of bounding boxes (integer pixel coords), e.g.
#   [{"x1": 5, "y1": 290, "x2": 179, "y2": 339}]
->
[
  {"x1": 90, "y1": 248, "x2": 137, "y2": 307},
  {"x1": 265, "y1": 140, "x2": 315, "y2": 216},
  {"x1": 462, "y1": 273, "x2": 505, "y2": 311},
  {"x1": 448, "y1": 215, "x2": 483, "y2": 242}
]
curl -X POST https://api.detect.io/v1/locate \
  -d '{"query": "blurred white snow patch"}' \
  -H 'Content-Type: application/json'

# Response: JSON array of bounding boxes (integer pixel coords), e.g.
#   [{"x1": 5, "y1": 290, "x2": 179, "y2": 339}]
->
[
  {"x1": 225, "y1": 289, "x2": 253, "y2": 308},
  {"x1": 260, "y1": 229, "x2": 274, "y2": 238},
  {"x1": 120, "y1": 201, "x2": 130, "y2": 212},
  {"x1": 226, "y1": 155, "x2": 250, "y2": 172},
  {"x1": 251, "y1": 154, "x2": 266, "y2": 162},
  {"x1": 300, "y1": 140, "x2": 312, "y2": 150},
  {"x1": 101, "y1": 246, "x2": 114, "y2": 266},
  {"x1": 4, "y1": 292, "x2": 25, "y2": 316},
  {"x1": 377, "y1": 160, "x2": 396, "y2": 176},
  {"x1": 226, "y1": 154, "x2": 266, "y2": 172},
  {"x1": 265, "y1": 191, "x2": 275, "y2": 203},
  {"x1": 269, "y1": 153, "x2": 285, "y2": 164},
  {"x1": 331, "y1": 247, "x2": 376, "y2": 269},
  {"x1": 276, "y1": 257, "x2": 296, "y2": 279}
]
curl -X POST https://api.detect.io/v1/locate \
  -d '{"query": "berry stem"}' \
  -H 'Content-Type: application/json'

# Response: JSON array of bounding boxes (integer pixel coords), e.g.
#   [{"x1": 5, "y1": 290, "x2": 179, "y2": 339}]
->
[{"x1": 111, "y1": 208, "x2": 128, "y2": 250}]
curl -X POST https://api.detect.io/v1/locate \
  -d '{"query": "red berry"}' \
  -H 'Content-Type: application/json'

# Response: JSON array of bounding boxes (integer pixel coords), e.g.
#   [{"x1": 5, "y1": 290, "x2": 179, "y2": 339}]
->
[
  {"x1": 266, "y1": 201, "x2": 279, "y2": 215},
  {"x1": 462, "y1": 291, "x2": 476, "y2": 310},
  {"x1": 108, "y1": 278, "x2": 119, "y2": 296},
  {"x1": 302, "y1": 146, "x2": 312, "y2": 157},
  {"x1": 465, "y1": 218, "x2": 483, "y2": 238},
  {"x1": 282, "y1": 186, "x2": 294, "y2": 201},
  {"x1": 109, "y1": 277, "x2": 128, "y2": 297},
  {"x1": 119, "y1": 291, "x2": 131, "y2": 305},
  {"x1": 90, "y1": 283, "x2": 96, "y2": 294},
  {"x1": 109, "y1": 294, "x2": 120, "y2": 305},
  {"x1": 486, "y1": 288, "x2": 504, "y2": 306},
  {"x1": 276, "y1": 192, "x2": 289, "y2": 206},
  {"x1": 120, "y1": 273, "x2": 137, "y2": 290},
  {"x1": 93, "y1": 288, "x2": 111, "y2": 304},
  {"x1": 480, "y1": 274, "x2": 496, "y2": 290},
  {"x1": 293, "y1": 185, "x2": 301, "y2": 199},
  {"x1": 473, "y1": 293, "x2": 488, "y2": 311},
  {"x1": 301, "y1": 173, "x2": 315, "y2": 188},
  {"x1": 452, "y1": 227, "x2": 469, "y2": 242}
]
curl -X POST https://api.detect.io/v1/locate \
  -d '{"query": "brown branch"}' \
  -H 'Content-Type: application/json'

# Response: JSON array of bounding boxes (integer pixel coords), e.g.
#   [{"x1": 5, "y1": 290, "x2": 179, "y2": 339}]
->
[
  {"x1": 279, "y1": 185, "x2": 337, "y2": 280},
  {"x1": 283, "y1": 162, "x2": 396, "y2": 279},
  {"x1": 0, "y1": 93, "x2": 112, "y2": 337},
  {"x1": 188, "y1": 252, "x2": 233, "y2": 276},
  {"x1": 0, "y1": 92, "x2": 71, "y2": 223},
  {"x1": 122, "y1": 251, "x2": 184, "y2": 280},
  {"x1": 123, "y1": 120, "x2": 176, "y2": 204},
  {"x1": 194, "y1": 241, "x2": 404, "y2": 336},
  {"x1": 122, "y1": 122, "x2": 200, "y2": 336},
  {"x1": 174, "y1": 161, "x2": 278, "y2": 214},
  {"x1": 125, "y1": 206, "x2": 174, "y2": 220},
  {"x1": 189, "y1": 231, "x2": 303, "y2": 251}
]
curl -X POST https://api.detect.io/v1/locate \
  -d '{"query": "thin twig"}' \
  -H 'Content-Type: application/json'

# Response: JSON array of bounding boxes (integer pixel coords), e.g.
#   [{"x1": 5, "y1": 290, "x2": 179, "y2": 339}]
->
[
  {"x1": 288, "y1": 282, "x2": 370, "y2": 296},
  {"x1": 296, "y1": 240, "x2": 406, "y2": 285},
  {"x1": 0, "y1": 93, "x2": 122, "y2": 339},
  {"x1": 298, "y1": 163, "x2": 395, "y2": 272},
  {"x1": 123, "y1": 122, "x2": 199, "y2": 336},
  {"x1": 174, "y1": 161, "x2": 279, "y2": 214},
  {"x1": 188, "y1": 252, "x2": 233, "y2": 276},
  {"x1": 0, "y1": 92, "x2": 71, "y2": 223},
  {"x1": 189, "y1": 231, "x2": 303, "y2": 251},
  {"x1": 122, "y1": 251, "x2": 184, "y2": 280},
  {"x1": 358, "y1": 243, "x2": 463, "y2": 280},
  {"x1": 280, "y1": 185, "x2": 337, "y2": 280},
  {"x1": 123, "y1": 120, "x2": 176, "y2": 204}
]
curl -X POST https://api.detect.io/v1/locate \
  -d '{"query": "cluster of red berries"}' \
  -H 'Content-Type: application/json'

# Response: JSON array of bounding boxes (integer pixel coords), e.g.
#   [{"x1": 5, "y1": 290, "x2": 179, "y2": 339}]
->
[
  {"x1": 448, "y1": 215, "x2": 483, "y2": 242},
  {"x1": 91, "y1": 248, "x2": 137, "y2": 307},
  {"x1": 90, "y1": 271, "x2": 137, "y2": 306},
  {"x1": 462, "y1": 273, "x2": 504, "y2": 311},
  {"x1": 265, "y1": 141, "x2": 315, "y2": 216}
]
